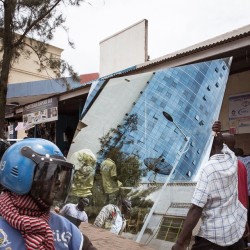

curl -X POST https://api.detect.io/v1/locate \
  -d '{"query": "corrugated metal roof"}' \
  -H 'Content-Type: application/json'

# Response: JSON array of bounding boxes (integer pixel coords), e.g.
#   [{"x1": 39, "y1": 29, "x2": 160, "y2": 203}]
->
[
  {"x1": 7, "y1": 77, "x2": 82, "y2": 99},
  {"x1": 136, "y1": 24, "x2": 250, "y2": 70}
]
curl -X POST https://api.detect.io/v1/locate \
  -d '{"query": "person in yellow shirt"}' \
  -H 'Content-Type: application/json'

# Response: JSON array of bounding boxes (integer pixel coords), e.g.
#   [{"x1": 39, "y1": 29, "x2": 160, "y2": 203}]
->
[
  {"x1": 69, "y1": 149, "x2": 96, "y2": 199},
  {"x1": 100, "y1": 158, "x2": 122, "y2": 203}
]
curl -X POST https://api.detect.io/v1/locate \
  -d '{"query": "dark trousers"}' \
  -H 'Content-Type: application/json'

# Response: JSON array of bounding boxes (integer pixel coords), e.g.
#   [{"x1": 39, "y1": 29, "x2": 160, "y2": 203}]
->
[{"x1": 191, "y1": 236, "x2": 245, "y2": 250}]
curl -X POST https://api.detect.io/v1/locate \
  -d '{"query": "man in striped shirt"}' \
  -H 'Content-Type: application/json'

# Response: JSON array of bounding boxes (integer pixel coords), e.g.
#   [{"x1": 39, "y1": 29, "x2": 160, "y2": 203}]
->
[{"x1": 94, "y1": 199, "x2": 131, "y2": 235}]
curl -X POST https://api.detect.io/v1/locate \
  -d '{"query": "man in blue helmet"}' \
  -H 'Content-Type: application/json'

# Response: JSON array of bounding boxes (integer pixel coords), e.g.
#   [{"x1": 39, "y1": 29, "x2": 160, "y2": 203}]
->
[{"x1": 0, "y1": 138, "x2": 96, "y2": 250}]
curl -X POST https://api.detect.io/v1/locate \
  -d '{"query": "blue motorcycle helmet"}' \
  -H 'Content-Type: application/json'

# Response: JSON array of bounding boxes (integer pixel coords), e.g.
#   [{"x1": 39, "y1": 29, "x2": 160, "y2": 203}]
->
[{"x1": 0, "y1": 138, "x2": 74, "y2": 205}]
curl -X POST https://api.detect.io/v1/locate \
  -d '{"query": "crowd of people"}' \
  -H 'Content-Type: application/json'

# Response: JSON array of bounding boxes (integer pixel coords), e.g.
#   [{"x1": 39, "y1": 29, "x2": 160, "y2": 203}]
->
[{"x1": 0, "y1": 119, "x2": 250, "y2": 249}]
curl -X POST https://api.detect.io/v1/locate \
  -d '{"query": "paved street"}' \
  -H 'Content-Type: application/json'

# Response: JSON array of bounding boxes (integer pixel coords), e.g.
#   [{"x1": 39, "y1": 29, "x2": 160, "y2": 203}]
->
[{"x1": 80, "y1": 223, "x2": 154, "y2": 250}]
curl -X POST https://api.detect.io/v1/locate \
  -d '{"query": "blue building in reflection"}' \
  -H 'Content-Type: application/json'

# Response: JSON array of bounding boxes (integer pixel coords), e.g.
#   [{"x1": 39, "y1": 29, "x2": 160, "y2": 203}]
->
[
  {"x1": 75, "y1": 58, "x2": 231, "y2": 183},
  {"x1": 115, "y1": 58, "x2": 231, "y2": 181}
]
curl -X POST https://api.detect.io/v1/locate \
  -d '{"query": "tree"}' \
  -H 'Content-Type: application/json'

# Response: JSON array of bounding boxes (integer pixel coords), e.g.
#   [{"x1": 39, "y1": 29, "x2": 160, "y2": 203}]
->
[
  {"x1": 97, "y1": 114, "x2": 142, "y2": 187},
  {"x1": 0, "y1": 0, "x2": 87, "y2": 138}
]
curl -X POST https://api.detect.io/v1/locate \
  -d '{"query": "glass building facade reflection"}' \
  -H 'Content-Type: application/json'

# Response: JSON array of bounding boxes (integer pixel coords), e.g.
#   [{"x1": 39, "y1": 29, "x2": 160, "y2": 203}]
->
[{"x1": 75, "y1": 58, "x2": 231, "y2": 183}]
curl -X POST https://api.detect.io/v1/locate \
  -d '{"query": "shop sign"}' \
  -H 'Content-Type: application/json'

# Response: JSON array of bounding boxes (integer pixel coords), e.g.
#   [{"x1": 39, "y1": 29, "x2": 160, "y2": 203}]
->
[
  {"x1": 23, "y1": 97, "x2": 58, "y2": 126},
  {"x1": 229, "y1": 93, "x2": 250, "y2": 120}
]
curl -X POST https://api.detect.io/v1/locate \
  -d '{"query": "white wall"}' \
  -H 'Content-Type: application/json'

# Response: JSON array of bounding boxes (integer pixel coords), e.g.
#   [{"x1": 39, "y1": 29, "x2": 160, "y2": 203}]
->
[
  {"x1": 220, "y1": 70, "x2": 250, "y2": 129},
  {"x1": 68, "y1": 72, "x2": 153, "y2": 158},
  {"x1": 219, "y1": 70, "x2": 250, "y2": 154},
  {"x1": 99, "y1": 19, "x2": 148, "y2": 77},
  {"x1": 0, "y1": 37, "x2": 63, "y2": 84}
]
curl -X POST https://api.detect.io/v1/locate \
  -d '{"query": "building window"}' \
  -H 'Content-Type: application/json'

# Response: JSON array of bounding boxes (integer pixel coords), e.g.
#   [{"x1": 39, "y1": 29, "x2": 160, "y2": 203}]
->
[
  {"x1": 166, "y1": 91, "x2": 172, "y2": 98},
  {"x1": 156, "y1": 216, "x2": 185, "y2": 242}
]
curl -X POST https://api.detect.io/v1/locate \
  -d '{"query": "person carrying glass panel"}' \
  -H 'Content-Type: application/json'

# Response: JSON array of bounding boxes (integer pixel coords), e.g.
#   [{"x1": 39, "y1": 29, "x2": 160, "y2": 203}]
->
[
  {"x1": 100, "y1": 158, "x2": 122, "y2": 204},
  {"x1": 172, "y1": 122, "x2": 247, "y2": 250},
  {"x1": 69, "y1": 149, "x2": 97, "y2": 201}
]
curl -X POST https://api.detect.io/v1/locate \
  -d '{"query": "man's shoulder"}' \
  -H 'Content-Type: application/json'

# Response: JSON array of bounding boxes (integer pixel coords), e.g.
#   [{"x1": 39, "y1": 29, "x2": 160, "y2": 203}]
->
[
  {"x1": 49, "y1": 213, "x2": 84, "y2": 249},
  {"x1": 50, "y1": 212, "x2": 78, "y2": 229},
  {"x1": 238, "y1": 156, "x2": 250, "y2": 167},
  {"x1": 0, "y1": 216, "x2": 13, "y2": 227},
  {"x1": 63, "y1": 203, "x2": 75, "y2": 209},
  {"x1": 0, "y1": 216, "x2": 25, "y2": 248},
  {"x1": 199, "y1": 161, "x2": 216, "y2": 175},
  {"x1": 65, "y1": 203, "x2": 75, "y2": 206},
  {"x1": 102, "y1": 204, "x2": 119, "y2": 212},
  {"x1": 238, "y1": 159, "x2": 248, "y2": 175}
]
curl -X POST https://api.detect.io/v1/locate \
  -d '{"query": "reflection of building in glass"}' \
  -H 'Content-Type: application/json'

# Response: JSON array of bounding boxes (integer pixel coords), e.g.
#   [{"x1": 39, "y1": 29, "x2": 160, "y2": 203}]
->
[{"x1": 69, "y1": 58, "x2": 231, "y2": 183}]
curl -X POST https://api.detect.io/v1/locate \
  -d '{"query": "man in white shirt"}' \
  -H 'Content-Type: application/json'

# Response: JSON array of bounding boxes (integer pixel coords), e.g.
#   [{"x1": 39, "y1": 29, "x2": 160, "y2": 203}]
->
[
  {"x1": 172, "y1": 130, "x2": 247, "y2": 250},
  {"x1": 55, "y1": 197, "x2": 89, "y2": 227}
]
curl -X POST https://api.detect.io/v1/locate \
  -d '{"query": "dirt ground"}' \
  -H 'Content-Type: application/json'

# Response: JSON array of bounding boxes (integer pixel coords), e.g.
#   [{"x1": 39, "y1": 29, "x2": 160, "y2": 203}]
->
[{"x1": 79, "y1": 222, "x2": 154, "y2": 250}]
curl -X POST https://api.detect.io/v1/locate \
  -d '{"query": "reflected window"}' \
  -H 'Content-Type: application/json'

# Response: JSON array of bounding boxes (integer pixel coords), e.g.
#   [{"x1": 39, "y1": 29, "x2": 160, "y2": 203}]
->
[
  {"x1": 156, "y1": 216, "x2": 185, "y2": 242},
  {"x1": 166, "y1": 92, "x2": 172, "y2": 98}
]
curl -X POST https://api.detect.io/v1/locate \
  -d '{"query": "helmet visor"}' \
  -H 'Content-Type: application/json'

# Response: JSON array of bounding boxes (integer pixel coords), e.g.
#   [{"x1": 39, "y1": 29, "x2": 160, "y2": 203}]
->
[{"x1": 31, "y1": 160, "x2": 74, "y2": 205}]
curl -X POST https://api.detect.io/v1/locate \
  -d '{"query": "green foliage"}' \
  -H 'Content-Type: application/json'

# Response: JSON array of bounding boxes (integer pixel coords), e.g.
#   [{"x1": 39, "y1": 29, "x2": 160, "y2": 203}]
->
[
  {"x1": 98, "y1": 113, "x2": 139, "y2": 158},
  {"x1": 0, "y1": 0, "x2": 88, "y2": 137},
  {"x1": 97, "y1": 114, "x2": 142, "y2": 187}
]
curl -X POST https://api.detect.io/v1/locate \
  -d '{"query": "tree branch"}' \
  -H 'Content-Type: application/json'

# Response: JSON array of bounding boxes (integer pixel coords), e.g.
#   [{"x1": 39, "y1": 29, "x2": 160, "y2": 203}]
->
[{"x1": 14, "y1": 0, "x2": 62, "y2": 47}]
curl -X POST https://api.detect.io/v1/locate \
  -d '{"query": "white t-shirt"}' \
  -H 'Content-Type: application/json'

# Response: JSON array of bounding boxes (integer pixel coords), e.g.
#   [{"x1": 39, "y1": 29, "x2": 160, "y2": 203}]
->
[{"x1": 60, "y1": 203, "x2": 88, "y2": 223}]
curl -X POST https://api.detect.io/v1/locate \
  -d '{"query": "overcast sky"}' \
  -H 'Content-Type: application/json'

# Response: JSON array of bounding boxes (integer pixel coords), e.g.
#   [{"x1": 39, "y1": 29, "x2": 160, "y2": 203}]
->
[{"x1": 52, "y1": 0, "x2": 250, "y2": 76}]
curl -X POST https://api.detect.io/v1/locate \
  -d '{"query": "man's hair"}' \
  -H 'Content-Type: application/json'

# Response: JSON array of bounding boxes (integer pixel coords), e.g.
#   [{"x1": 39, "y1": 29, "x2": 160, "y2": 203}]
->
[
  {"x1": 212, "y1": 133, "x2": 224, "y2": 149},
  {"x1": 119, "y1": 199, "x2": 132, "y2": 213},
  {"x1": 222, "y1": 132, "x2": 235, "y2": 151},
  {"x1": 234, "y1": 147, "x2": 244, "y2": 156},
  {"x1": 78, "y1": 197, "x2": 89, "y2": 206}
]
